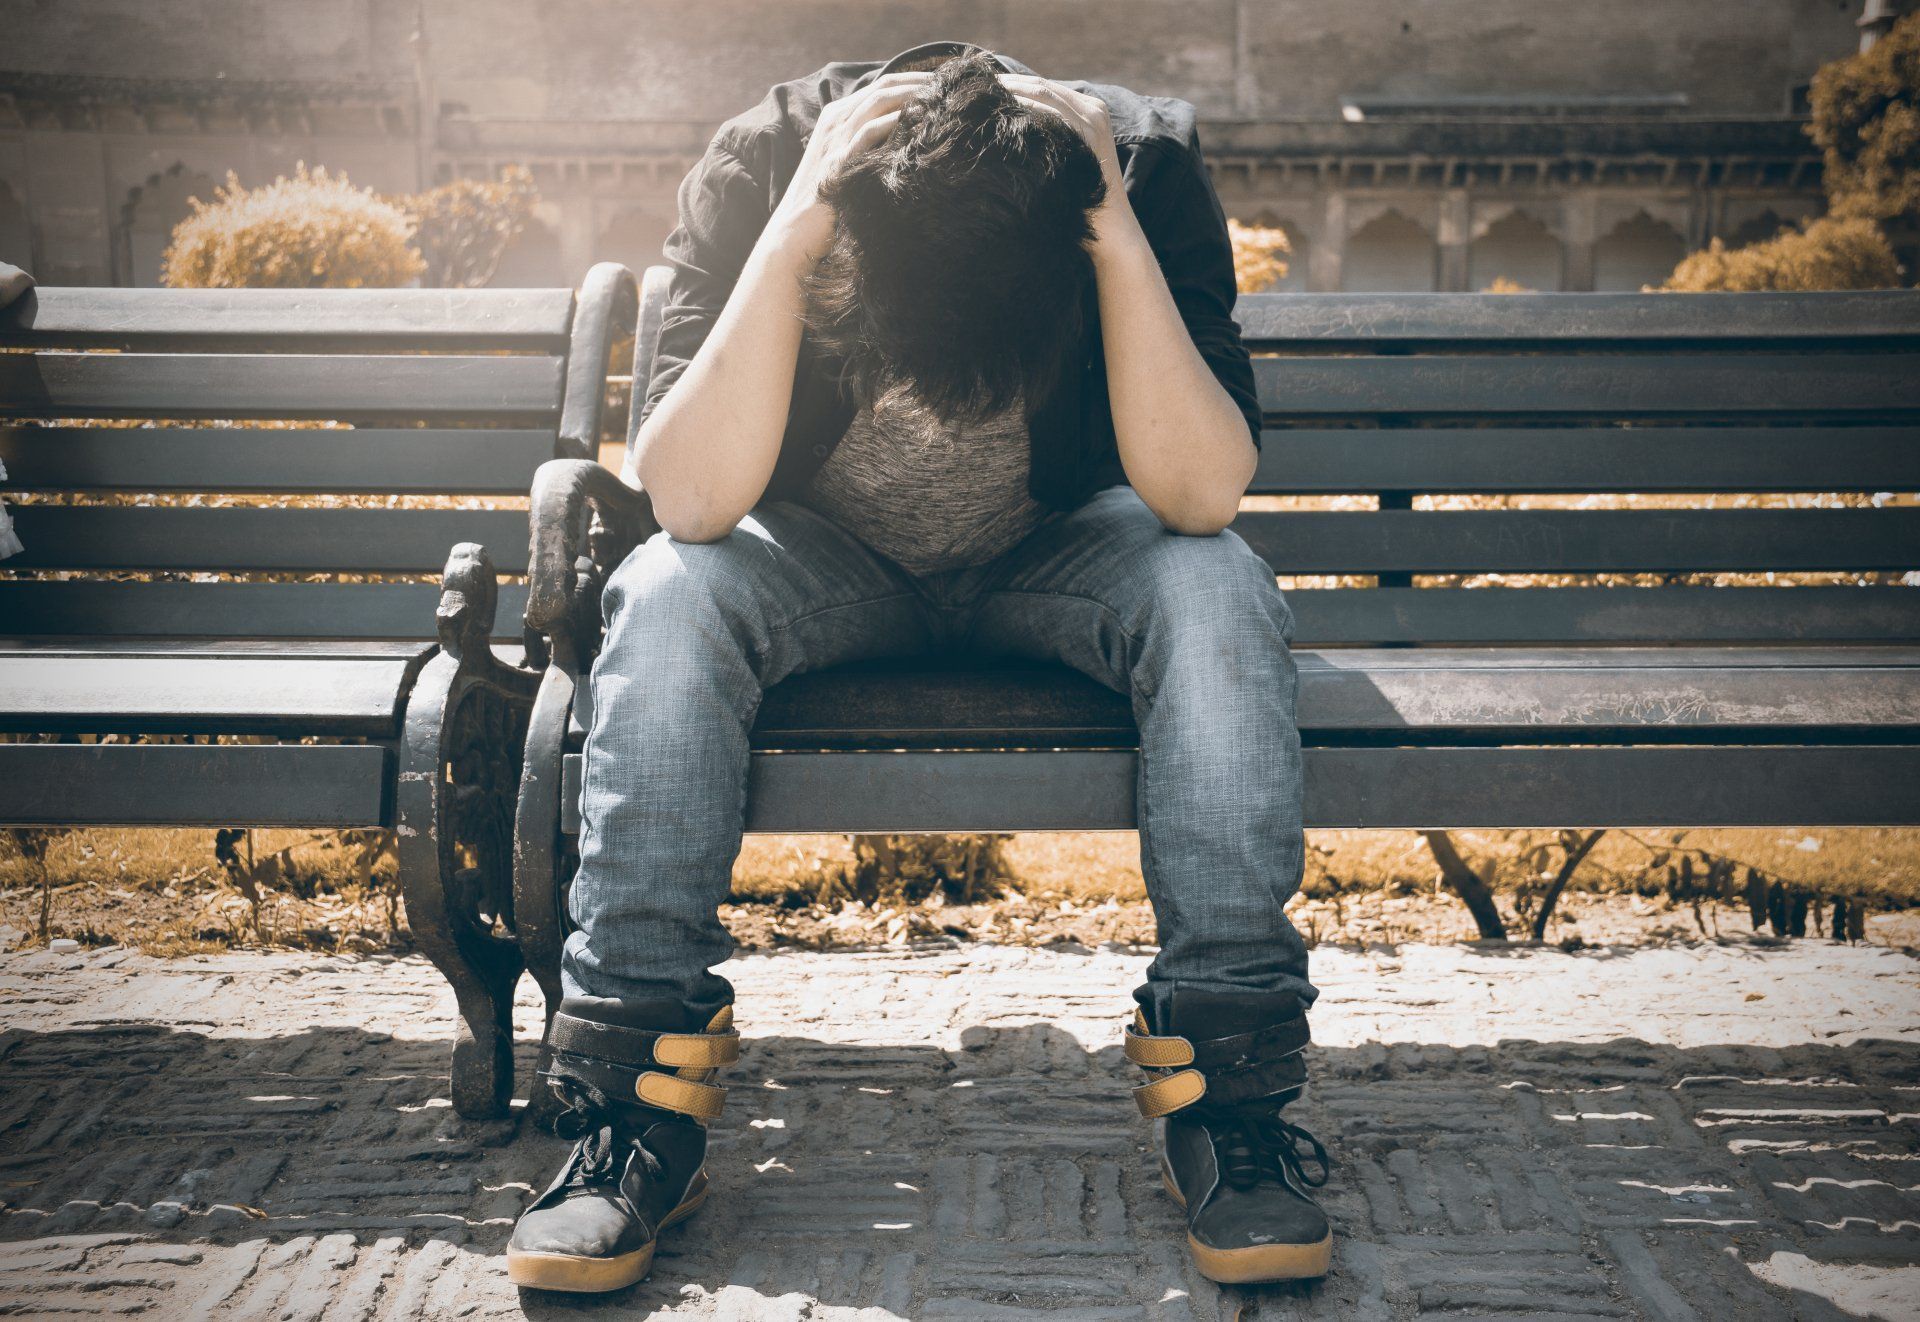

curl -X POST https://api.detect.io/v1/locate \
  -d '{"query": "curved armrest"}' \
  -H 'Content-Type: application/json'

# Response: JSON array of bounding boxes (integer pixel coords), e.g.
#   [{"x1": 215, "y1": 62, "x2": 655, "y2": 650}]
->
[{"x1": 525, "y1": 458, "x2": 653, "y2": 638}]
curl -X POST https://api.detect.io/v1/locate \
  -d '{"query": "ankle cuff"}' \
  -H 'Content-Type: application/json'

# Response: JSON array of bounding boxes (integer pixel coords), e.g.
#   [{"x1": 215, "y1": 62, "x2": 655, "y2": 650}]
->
[
  {"x1": 545, "y1": 1005, "x2": 737, "y2": 1123},
  {"x1": 1125, "y1": 1008, "x2": 1310, "y2": 1118}
]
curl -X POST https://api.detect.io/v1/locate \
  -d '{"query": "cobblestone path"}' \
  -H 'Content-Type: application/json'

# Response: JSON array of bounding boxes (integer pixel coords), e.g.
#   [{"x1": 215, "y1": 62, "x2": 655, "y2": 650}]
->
[{"x1": 1, "y1": 939, "x2": 1917, "y2": 1319}]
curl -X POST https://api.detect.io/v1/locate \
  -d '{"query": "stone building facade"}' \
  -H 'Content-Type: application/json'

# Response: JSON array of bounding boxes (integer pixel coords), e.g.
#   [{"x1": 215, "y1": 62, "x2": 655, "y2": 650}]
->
[{"x1": 0, "y1": 0, "x2": 1900, "y2": 291}]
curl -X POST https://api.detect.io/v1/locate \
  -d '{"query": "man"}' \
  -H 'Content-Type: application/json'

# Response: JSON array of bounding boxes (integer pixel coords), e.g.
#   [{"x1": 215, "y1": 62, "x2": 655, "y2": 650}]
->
[{"x1": 506, "y1": 40, "x2": 1330, "y2": 1294}]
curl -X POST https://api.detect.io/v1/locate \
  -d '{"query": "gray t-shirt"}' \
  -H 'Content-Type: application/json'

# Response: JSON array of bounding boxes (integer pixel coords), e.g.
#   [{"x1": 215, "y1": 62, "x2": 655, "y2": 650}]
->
[{"x1": 798, "y1": 384, "x2": 1051, "y2": 576}]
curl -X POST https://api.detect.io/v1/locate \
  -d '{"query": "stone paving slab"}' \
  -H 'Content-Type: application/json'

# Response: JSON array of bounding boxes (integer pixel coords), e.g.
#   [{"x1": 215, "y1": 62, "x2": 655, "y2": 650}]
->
[{"x1": 0, "y1": 939, "x2": 1917, "y2": 1319}]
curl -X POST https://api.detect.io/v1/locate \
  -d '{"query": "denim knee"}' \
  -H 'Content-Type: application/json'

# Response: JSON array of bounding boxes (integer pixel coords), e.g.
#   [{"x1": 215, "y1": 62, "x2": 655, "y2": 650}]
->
[
  {"x1": 601, "y1": 529, "x2": 769, "y2": 654},
  {"x1": 1136, "y1": 533, "x2": 1294, "y2": 650}
]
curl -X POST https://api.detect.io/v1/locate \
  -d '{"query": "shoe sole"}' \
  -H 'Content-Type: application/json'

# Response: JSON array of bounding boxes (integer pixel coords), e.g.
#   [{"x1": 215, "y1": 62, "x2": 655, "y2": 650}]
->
[
  {"x1": 1162, "y1": 1163, "x2": 1333, "y2": 1284},
  {"x1": 505, "y1": 1180, "x2": 708, "y2": 1293}
]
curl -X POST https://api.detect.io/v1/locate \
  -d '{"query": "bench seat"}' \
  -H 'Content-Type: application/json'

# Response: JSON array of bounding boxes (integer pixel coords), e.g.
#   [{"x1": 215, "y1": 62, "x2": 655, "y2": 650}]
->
[
  {"x1": 0, "y1": 640, "x2": 437, "y2": 737},
  {"x1": 746, "y1": 647, "x2": 1920, "y2": 750},
  {"x1": 553, "y1": 648, "x2": 1920, "y2": 834}
]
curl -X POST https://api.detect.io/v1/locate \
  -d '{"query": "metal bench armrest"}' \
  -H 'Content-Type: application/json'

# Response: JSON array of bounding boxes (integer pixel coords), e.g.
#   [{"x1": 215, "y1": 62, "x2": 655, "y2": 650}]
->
[{"x1": 525, "y1": 457, "x2": 654, "y2": 668}]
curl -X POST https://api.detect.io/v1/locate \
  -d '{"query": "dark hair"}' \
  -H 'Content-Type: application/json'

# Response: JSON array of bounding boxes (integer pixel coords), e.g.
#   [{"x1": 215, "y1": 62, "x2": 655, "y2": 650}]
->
[{"x1": 800, "y1": 52, "x2": 1108, "y2": 422}]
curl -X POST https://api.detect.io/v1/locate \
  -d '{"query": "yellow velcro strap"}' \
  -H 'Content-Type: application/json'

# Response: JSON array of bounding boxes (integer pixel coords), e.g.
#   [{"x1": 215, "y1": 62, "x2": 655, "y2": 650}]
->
[
  {"x1": 1133, "y1": 1069, "x2": 1206, "y2": 1119},
  {"x1": 1124, "y1": 1029, "x2": 1195, "y2": 1069},
  {"x1": 653, "y1": 1031, "x2": 740, "y2": 1070},
  {"x1": 636, "y1": 1071, "x2": 727, "y2": 1122}
]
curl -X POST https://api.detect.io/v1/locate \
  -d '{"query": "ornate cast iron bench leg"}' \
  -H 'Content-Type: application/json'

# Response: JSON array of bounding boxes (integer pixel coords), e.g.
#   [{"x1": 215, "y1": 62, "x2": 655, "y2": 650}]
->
[
  {"x1": 398, "y1": 544, "x2": 541, "y2": 1120},
  {"x1": 512, "y1": 664, "x2": 578, "y2": 1131}
]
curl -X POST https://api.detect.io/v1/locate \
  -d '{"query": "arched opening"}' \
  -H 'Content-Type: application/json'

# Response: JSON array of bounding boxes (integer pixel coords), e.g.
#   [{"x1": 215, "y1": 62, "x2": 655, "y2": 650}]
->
[
  {"x1": 122, "y1": 164, "x2": 214, "y2": 287},
  {"x1": 1468, "y1": 209, "x2": 1562, "y2": 292},
  {"x1": 1342, "y1": 209, "x2": 1436, "y2": 292},
  {"x1": 1593, "y1": 211, "x2": 1688, "y2": 292},
  {"x1": 490, "y1": 218, "x2": 562, "y2": 287},
  {"x1": 595, "y1": 204, "x2": 672, "y2": 276}
]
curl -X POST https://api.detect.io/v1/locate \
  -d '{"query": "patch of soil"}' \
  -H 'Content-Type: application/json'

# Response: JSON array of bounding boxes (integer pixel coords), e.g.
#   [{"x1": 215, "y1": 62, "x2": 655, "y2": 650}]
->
[
  {"x1": 6, "y1": 876, "x2": 1909, "y2": 959},
  {"x1": 716, "y1": 886, "x2": 1913, "y2": 955}
]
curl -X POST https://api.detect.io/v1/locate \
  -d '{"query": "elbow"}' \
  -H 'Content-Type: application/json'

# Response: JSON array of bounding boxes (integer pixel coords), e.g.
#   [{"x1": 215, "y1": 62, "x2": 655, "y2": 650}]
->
[
  {"x1": 633, "y1": 442, "x2": 743, "y2": 544},
  {"x1": 1155, "y1": 449, "x2": 1253, "y2": 537},
  {"x1": 647, "y1": 495, "x2": 740, "y2": 545},
  {"x1": 1160, "y1": 496, "x2": 1241, "y2": 538}
]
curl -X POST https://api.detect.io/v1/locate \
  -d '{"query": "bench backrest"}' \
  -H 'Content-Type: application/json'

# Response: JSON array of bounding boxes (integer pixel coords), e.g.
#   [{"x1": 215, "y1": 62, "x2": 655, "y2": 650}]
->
[
  {"x1": 630, "y1": 269, "x2": 1920, "y2": 648},
  {"x1": 1, "y1": 265, "x2": 636, "y2": 642}
]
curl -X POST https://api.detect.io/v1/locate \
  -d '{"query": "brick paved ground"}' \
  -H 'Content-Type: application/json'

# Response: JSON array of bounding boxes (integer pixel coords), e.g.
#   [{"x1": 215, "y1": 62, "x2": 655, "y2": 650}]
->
[{"x1": 1, "y1": 938, "x2": 1917, "y2": 1319}]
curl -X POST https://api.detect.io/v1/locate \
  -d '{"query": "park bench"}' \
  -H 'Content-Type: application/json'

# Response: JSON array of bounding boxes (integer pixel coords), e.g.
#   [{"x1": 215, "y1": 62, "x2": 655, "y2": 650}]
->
[
  {"x1": 439, "y1": 269, "x2": 1920, "y2": 1124},
  {"x1": 0, "y1": 265, "x2": 636, "y2": 1113}
]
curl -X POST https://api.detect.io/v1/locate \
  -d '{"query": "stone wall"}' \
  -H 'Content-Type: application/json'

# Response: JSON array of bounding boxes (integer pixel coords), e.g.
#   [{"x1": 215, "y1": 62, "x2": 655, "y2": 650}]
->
[{"x1": 0, "y1": 0, "x2": 1878, "y2": 288}]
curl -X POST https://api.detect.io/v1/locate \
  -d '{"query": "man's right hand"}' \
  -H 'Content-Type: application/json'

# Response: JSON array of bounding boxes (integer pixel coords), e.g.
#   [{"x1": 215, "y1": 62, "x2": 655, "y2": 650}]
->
[{"x1": 768, "y1": 72, "x2": 932, "y2": 261}]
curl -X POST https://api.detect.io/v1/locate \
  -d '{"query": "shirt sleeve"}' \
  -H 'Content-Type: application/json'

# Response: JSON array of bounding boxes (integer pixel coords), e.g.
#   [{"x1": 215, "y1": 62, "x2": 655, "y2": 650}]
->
[
  {"x1": 1128, "y1": 130, "x2": 1263, "y2": 448},
  {"x1": 633, "y1": 130, "x2": 772, "y2": 435}
]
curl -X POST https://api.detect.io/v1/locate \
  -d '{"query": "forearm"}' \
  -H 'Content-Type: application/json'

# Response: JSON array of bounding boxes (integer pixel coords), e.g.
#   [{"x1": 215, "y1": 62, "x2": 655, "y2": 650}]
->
[
  {"x1": 1094, "y1": 225, "x2": 1257, "y2": 536},
  {"x1": 632, "y1": 225, "x2": 815, "y2": 542}
]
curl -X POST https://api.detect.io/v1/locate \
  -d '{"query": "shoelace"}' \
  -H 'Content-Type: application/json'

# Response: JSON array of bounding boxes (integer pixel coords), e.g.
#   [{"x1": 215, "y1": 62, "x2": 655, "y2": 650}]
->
[
  {"x1": 550, "y1": 1075, "x2": 664, "y2": 1197},
  {"x1": 1209, "y1": 1105, "x2": 1330, "y2": 1194}
]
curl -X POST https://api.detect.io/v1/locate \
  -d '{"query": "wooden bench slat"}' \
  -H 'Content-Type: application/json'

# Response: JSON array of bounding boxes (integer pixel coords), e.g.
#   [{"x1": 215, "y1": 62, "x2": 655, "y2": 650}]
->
[
  {"x1": 561, "y1": 745, "x2": 1920, "y2": 832},
  {"x1": 1251, "y1": 353, "x2": 1920, "y2": 417},
  {"x1": 4, "y1": 581, "x2": 1909, "y2": 647},
  {"x1": 0, "y1": 426, "x2": 557, "y2": 495},
  {"x1": 0, "y1": 581, "x2": 530, "y2": 640},
  {"x1": 1232, "y1": 509, "x2": 1920, "y2": 573},
  {"x1": 0, "y1": 638, "x2": 437, "y2": 657},
  {"x1": 0, "y1": 287, "x2": 576, "y2": 349},
  {"x1": 747, "y1": 648, "x2": 1920, "y2": 751},
  {"x1": 0, "y1": 353, "x2": 565, "y2": 421},
  {"x1": 1284, "y1": 586, "x2": 1920, "y2": 645},
  {"x1": 0, "y1": 743, "x2": 392, "y2": 828},
  {"x1": 0, "y1": 649, "x2": 435, "y2": 736},
  {"x1": 8, "y1": 506, "x2": 530, "y2": 574},
  {"x1": 35, "y1": 504, "x2": 1893, "y2": 579},
  {"x1": 1232, "y1": 291, "x2": 1920, "y2": 345},
  {"x1": 1250, "y1": 425, "x2": 1920, "y2": 494}
]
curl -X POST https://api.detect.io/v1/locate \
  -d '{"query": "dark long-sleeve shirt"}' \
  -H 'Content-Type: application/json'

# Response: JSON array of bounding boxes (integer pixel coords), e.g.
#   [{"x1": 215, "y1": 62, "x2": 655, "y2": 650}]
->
[{"x1": 635, "y1": 39, "x2": 1262, "y2": 514}]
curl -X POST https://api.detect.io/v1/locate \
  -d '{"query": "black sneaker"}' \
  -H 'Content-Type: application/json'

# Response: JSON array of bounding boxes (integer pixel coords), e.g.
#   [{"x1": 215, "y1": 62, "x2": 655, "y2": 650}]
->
[
  {"x1": 506, "y1": 1094, "x2": 709, "y2": 1291},
  {"x1": 1126, "y1": 989, "x2": 1333, "y2": 1283},
  {"x1": 506, "y1": 999, "x2": 737, "y2": 1293},
  {"x1": 1161, "y1": 1098, "x2": 1332, "y2": 1282}
]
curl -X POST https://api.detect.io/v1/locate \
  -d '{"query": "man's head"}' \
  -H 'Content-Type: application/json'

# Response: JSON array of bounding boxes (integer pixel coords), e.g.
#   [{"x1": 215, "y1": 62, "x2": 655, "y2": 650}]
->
[{"x1": 801, "y1": 52, "x2": 1109, "y2": 423}]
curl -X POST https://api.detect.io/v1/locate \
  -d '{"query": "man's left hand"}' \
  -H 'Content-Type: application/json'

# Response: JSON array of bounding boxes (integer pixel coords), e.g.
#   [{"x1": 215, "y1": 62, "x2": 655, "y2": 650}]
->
[{"x1": 996, "y1": 74, "x2": 1139, "y2": 253}]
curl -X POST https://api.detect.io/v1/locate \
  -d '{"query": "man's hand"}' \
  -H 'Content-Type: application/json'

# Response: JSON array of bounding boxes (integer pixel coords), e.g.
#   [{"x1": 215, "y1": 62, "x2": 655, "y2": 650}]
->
[
  {"x1": 769, "y1": 72, "x2": 933, "y2": 262},
  {"x1": 995, "y1": 75, "x2": 1142, "y2": 256}
]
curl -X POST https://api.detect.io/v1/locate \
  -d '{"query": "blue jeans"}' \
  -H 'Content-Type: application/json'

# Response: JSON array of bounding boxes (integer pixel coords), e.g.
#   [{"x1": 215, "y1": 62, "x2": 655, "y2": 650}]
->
[{"x1": 563, "y1": 485, "x2": 1315, "y2": 1023}]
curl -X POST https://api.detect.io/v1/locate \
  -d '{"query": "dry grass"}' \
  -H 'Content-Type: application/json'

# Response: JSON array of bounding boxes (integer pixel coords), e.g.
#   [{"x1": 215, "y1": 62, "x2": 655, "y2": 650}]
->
[{"x1": 5, "y1": 826, "x2": 1914, "y2": 958}]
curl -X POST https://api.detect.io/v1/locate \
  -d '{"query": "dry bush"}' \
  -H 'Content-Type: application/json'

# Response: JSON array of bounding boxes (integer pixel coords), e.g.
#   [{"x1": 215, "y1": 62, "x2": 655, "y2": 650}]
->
[
  {"x1": 1662, "y1": 216, "x2": 1900, "y2": 291},
  {"x1": 162, "y1": 164, "x2": 425, "y2": 289},
  {"x1": 1811, "y1": 10, "x2": 1920, "y2": 224},
  {"x1": 1659, "y1": 15, "x2": 1916, "y2": 291},
  {"x1": 1228, "y1": 219, "x2": 1292, "y2": 293},
  {"x1": 401, "y1": 165, "x2": 538, "y2": 289}
]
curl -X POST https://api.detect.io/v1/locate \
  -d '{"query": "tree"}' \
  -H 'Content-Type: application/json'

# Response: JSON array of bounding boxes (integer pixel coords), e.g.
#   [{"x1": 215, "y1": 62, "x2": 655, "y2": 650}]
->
[
  {"x1": 402, "y1": 165, "x2": 539, "y2": 289},
  {"x1": 1228, "y1": 219, "x2": 1292, "y2": 293},
  {"x1": 1662, "y1": 14, "x2": 1916, "y2": 291},
  {"x1": 162, "y1": 165, "x2": 424, "y2": 289},
  {"x1": 1810, "y1": 11, "x2": 1920, "y2": 225},
  {"x1": 1662, "y1": 215, "x2": 1899, "y2": 291}
]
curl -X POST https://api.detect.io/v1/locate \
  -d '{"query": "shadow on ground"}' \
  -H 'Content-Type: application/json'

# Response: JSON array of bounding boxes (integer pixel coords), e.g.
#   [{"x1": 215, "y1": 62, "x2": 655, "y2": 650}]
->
[{"x1": 1, "y1": 1011, "x2": 1916, "y2": 1318}]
